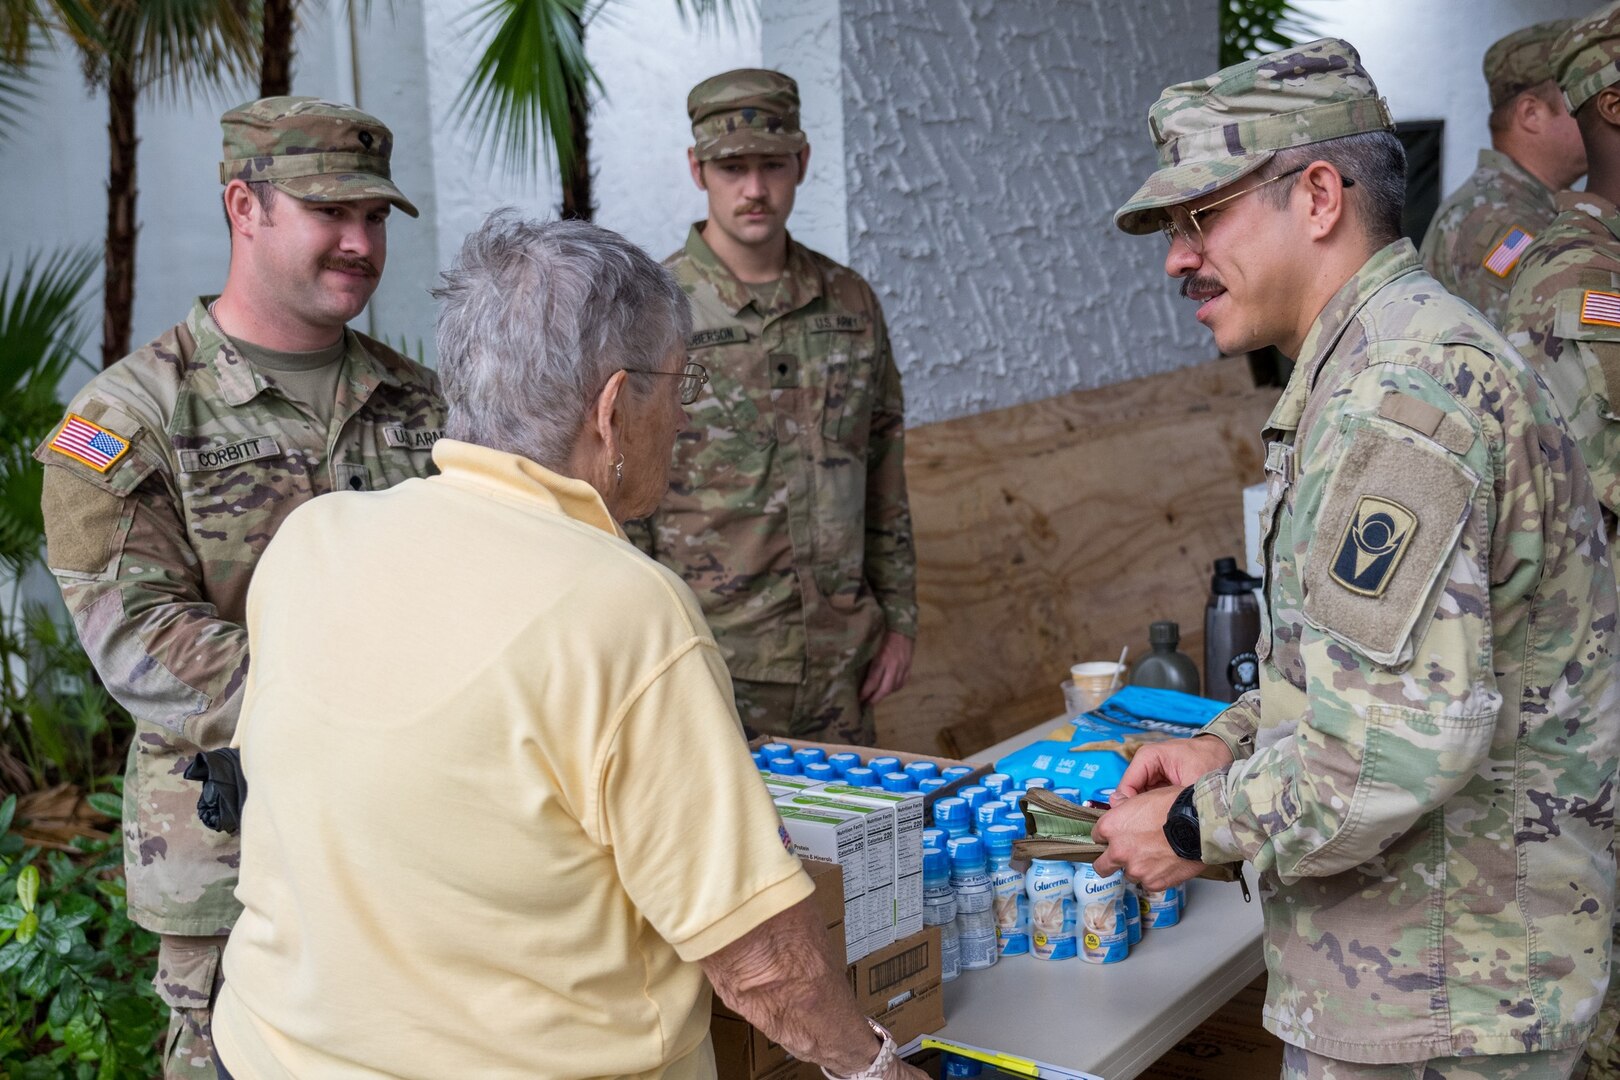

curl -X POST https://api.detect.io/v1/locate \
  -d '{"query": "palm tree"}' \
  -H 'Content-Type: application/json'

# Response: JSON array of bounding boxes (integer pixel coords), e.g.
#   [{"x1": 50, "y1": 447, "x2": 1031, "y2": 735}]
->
[
  {"x1": 456, "y1": 0, "x2": 743, "y2": 221},
  {"x1": 1, "y1": 0, "x2": 258, "y2": 369},
  {"x1": 1220, "y1": 0, "x2": 1317, "y2": 67}
]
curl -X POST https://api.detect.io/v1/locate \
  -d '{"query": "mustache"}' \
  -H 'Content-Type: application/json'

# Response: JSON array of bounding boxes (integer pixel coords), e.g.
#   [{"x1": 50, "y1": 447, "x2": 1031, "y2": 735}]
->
[
  {"x1": 735, "y1": 202, "x2": 772, "y2": 217},
  {"x1": 321, "y1": 256, "x2": 378, "y2": 277},
  {"x1": 1180, "y1": 275, "x2": 1222, "y2": 299}
]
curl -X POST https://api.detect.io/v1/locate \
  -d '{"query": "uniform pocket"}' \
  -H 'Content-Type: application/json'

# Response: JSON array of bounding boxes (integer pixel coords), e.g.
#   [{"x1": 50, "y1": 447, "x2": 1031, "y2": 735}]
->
[
  {"x1": 177, "y1": 435, "x2": 312, "y2": 560},
  {"x1": 153, "y1": 935, "x2": 223, "y2": 1010}
]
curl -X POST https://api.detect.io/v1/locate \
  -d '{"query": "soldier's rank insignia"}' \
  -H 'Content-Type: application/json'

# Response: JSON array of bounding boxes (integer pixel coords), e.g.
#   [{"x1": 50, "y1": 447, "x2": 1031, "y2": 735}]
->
[{"x1": 1330, "y1": 495, "x2": 1417, "y2": 597}]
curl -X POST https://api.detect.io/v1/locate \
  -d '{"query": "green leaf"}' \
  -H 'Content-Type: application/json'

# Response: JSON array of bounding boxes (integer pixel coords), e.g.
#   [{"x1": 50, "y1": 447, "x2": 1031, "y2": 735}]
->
[
  {"x1": 0, "y1": 794, "x2": 15, "y2": 836},
  {"x1": 15, "y1": 866, "x2": 37, "y2": 912},
  {"x1": 61, "y1": 1012, "x2": 97, "y2": 1057},
  {"x1": 0, "y1": 938, "x2": 26, "y2": 971},
  {"x1": 84, "y1": 793, "x2": 121, "y2": 820},
  {"x1": 452, "y1": 0, "x2": 598, "y2": 179},
  {"x1": 18, "y1": 947, "x2": 53, "y2": 995},
  {"x1": 15, "y1": 910, "x2": 37, "y2": 944}
]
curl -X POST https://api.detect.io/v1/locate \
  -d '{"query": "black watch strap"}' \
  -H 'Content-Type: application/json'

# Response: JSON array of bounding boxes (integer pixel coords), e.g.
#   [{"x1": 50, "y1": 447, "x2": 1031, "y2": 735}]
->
[{"x1": 1162, "y1": 784, "x2": 1202, "y2": 861}]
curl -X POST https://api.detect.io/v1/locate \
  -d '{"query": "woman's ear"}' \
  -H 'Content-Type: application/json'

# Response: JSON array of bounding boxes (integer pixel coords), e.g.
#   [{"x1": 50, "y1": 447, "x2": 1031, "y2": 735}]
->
[{"x1": 595, "y1": 369, "x2": 629, "y2": 462}]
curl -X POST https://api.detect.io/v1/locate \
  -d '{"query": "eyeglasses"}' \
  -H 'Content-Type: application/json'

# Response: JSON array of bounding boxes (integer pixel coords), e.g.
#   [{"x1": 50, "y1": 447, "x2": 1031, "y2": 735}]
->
[
  {"x1": 1159, "y1": 166, "x2": 1353, "y2": 254},
  {"x1": 622, "y1": 361, "x2": 710, "y2": 405}
]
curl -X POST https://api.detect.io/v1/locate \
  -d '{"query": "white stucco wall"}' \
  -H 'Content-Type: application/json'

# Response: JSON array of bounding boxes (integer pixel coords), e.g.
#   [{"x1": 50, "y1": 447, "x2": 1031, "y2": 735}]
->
[
  {"x1": 838, "y1": 0, "x2": 1219, "y2": 425},
  {"x1": 1296, "y1": 0, "x2": 1593, "y2": 199},
  {"x1": 1, "y1": 0, "x2": 1574, "y2": 424}
]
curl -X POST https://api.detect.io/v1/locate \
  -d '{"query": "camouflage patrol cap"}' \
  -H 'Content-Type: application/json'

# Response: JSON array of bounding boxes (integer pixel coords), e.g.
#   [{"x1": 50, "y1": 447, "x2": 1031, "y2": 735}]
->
[
  {"x1": 1556, "y1": 1, "x2": 1620, "y2": 114},
  {"x1": 219, "y1": 96, "x2": 419, "y2": 217},
  {"x1": 688, "y1": 69, "x2": 807, "y2": 162},
  {"x1": 1484, "y1": 20, "x2": 1571, "y2": 110},
  {"x1": 1114, "y1": 38, "x2": 1393, "y2": 235}
]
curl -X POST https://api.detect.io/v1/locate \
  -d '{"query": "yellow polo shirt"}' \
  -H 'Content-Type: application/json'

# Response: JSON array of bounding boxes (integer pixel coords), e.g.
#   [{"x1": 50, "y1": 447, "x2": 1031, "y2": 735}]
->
[{"x1": 212, "y1": 440, "x2": 813, "y2": 1080}]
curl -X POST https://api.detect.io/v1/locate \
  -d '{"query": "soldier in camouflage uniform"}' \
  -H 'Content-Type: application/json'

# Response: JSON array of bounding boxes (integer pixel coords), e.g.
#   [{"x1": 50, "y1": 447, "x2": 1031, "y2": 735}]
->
[
  {"x1": 1502, "y1": 8, "x2": 1620, "y2": 1074},
  {"x1": 1092, "y1": 39, "x2": 1619, "y2": 1079},
  {"x1": 1506, "y1": 4, "x2": 1620, "y2": 532},
  {"x1": 626, "y1": 70, "x2": 917, "y2": 745},
  {"x1": 34, "y1": 98, "x2": 444, "y2": 1079},
  {"x1": 1419, "y1": 19, "x2": 1585, "y2": 326}
]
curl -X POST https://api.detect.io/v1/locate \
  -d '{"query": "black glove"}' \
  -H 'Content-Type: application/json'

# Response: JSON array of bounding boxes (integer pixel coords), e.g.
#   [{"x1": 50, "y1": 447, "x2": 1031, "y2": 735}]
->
[{"x1": 183, "y1": 748, "x2": 248, "y2": 834}]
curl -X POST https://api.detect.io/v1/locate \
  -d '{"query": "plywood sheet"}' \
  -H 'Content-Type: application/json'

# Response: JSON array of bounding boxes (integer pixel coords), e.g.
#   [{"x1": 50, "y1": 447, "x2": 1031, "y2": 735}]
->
[{"x1": 875, "y1": 356, "x2": 1278, "y2": 755}]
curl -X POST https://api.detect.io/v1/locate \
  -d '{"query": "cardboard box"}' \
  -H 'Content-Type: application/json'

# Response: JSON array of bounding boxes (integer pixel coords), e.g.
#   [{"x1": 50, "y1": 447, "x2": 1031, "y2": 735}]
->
[
  {"x1": 760, "y1": 771, "x2": 823, "y2": 795},
  {"x1": 739, "y1": 987, "x2": 946, "y2": 1080},
  {"x1": 778, "y1": 794, "x2": 897, "y2": 953},
  {"x1": 777, "y1": 805, "x2": 869, "y2": 963},
  {"x1": 712, "y1": 926, "x2": 944, "y2": 1080},
  {"x1": 712, "y1": 1014, "x2": 790, "y2": 1079},
  {"x1": 815, "y1": 785, "x2": 924, "y2": 939},
  {"x1": 878, "y1": 979, "x2": 945, "y2": 1047},
  {"x1": 716, "y1": 860, "x2": 849, "y2": 1023},
  {"x1": 851, "y1": 926, "x2": 941, "y2": 1015}
]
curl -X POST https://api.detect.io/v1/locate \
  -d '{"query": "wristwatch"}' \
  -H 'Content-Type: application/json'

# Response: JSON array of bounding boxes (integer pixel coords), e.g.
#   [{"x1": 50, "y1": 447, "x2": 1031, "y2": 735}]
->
[
  {"x1": 1162, "y1": 784, "x2": 1203, "y2": 861},
  {"x1": 822, "y1": 1018, "x2": 900, "y2": 1080}
]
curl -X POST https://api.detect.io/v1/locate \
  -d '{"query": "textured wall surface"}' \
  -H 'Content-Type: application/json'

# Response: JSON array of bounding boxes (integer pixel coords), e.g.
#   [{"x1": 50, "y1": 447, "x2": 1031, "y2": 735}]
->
[
  {"x1": 841, "y1": 0, "x2": 1219, "y2": 425},
  {"x1": 1297, "y1": 0, "x2": 1592, "y2": 199},
  {"x1": 761, "y1": 0, "x2": 848, "y2": 263}
]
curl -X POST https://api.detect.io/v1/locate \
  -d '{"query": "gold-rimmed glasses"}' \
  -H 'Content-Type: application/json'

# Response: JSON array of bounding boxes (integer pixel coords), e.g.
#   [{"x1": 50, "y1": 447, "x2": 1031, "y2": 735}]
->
[
  {"x1": 1159, "y1": 165, "x2": 1337, "y2": 254},
  {"x1": 622, "y1": 361, "x2": 709, "y2": 405}
]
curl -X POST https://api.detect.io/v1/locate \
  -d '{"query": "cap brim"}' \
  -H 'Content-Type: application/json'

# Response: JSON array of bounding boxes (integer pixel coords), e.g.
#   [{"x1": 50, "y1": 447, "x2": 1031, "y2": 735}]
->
[
  {"x1": 1113, "y1": 153, "x2": 1273, "y2": 235},
  {"x1": 696, "y1": 130, "x2": 807, "y2": 162},
  {"x1": 272, "y1": 174, "x2": 420, "y2": 218}
]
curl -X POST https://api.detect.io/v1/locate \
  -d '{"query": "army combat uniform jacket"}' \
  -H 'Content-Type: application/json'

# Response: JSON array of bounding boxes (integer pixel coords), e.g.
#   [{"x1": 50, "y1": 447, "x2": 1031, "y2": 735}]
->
[
  {"x1": 629, "y1": 226, "x2": 916, "y2": 733},
  {"x1": 1194, "y1": 242, "x2": 1619, "y2": 1063},
  {"x1": 36, "y1": 300, "x2": 445, "y2": 938},
  {"x1": 1419, "y1": 148, "x2": 1558, "y2": 328},
  {"x1": 1503, "y1": 190, "x2": 1620, "y2": 527}
]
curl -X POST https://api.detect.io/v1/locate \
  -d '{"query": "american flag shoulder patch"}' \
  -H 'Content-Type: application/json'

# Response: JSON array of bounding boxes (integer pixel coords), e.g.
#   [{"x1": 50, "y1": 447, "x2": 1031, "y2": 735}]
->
[
  {"x1": 1581, "y1": 290, "x2": 1620, "y2": 329},
  {"x1": 48, "y1": 414, "x2": 132, "y2": 472},
  {"x1": 1482, "y1": 226, "x2": 1533, "y2": 278}
]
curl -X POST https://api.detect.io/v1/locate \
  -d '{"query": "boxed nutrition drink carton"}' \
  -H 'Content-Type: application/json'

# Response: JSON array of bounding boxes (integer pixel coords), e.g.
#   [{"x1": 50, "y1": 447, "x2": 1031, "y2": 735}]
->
[
  {"x1": 776, "y1": 794, "x2": 897, "y2": 953},
  {"x1": 813, "y1": 785, "x2": 924, "y2": 939},
  {"x1": 776, "y1": 805, "x2": 868, "y2": 963}
]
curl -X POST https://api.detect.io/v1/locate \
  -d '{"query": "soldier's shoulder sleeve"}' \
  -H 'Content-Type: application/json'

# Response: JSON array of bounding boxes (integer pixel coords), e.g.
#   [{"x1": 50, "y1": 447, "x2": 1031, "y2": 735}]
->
[
  {"x1": 32, "y1": 347, "x2": 181, "y2": 577},
  {"x1": 1297, "y1": 365, "x2": 1484, "y2": 669}
]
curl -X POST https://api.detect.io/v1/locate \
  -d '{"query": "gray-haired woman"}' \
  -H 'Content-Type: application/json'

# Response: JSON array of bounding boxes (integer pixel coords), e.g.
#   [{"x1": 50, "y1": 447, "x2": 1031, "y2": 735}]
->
[{"x1": 211, "y1": 212, "x2": 924, "y2": 1080}]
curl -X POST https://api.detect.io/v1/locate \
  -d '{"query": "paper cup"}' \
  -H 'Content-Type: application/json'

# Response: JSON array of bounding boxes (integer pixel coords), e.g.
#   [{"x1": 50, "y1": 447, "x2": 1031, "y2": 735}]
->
[{"x1": 1066, "y1": 662, "x2": 1125, "y2": 714}]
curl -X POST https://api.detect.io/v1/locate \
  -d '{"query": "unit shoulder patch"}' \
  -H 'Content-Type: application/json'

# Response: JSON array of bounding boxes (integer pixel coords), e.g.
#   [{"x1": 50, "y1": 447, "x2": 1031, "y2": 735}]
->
[
  {"x1": 46, "y1": 413, "x2": 133, "y2": 473},
  {"x1": 1303, "y1": 417, "x2": 1480, "y2": 667},
  {"x1": 1481, "y1": 225, "x2": 1533, "y2": 278},
  {"x1": 1328, "y1": 495, "x2": 1417, "y2": 597}
]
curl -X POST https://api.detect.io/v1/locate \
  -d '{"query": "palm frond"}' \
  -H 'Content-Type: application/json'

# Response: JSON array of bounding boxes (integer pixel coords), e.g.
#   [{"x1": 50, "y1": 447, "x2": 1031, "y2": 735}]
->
[
  {"x1": 0, "y1": 247, "x2": 97, "y2": 578},
  {"x1": 1221, "y1": 0, "x2": 1319, "y2": 67},
  {"x1": 452, "y1": 0, "x2": 599, "y2": 179},
  {"x1": 0, "y1": 57, "x2": 32, "y2": 140},
  {"x1": 668, "y1": 0, "x2": 753, "y2": 31},
  {"x1": 112, "y1": 0, "x2": 259, "y2": 101}
]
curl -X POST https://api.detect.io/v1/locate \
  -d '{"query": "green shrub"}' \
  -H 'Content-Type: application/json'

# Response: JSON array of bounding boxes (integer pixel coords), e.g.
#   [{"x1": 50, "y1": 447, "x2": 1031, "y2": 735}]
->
[{"x1": 0, "y1": 794, "x2": 164, "y2": 1078}]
